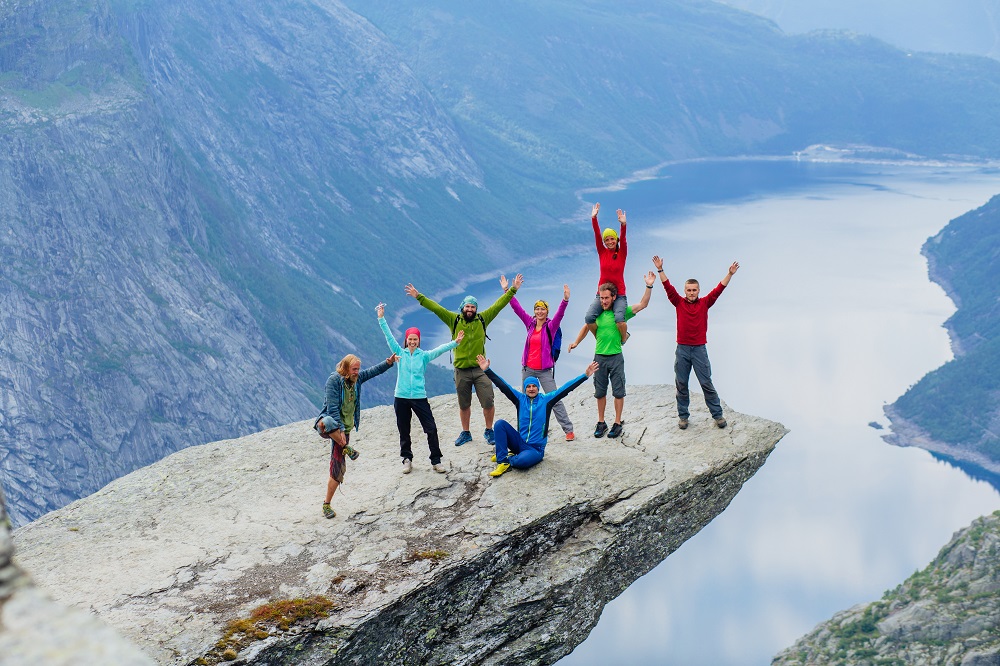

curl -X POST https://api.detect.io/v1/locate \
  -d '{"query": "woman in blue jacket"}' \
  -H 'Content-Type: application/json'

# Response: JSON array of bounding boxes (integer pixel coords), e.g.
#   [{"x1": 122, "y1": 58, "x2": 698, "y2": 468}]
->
[
  {"x1": 378, "y1": 303, "x2": 464, "y2": 474},
  {"x1": 475, "y1": 354, "x2": 598, "y2": 477}
]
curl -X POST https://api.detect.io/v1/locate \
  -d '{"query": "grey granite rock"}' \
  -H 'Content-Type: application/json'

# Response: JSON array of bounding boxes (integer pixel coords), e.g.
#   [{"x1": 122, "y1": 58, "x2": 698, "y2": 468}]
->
[
  {"x1": 15, "y1": 386, "x2": 785, "y2": 665},
  {"x1": 0, "y1": 481, "x2": 154, "y2": 666}
]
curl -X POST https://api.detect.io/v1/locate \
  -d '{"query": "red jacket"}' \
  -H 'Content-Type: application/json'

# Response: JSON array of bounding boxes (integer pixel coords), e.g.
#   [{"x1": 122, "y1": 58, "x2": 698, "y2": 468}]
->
[
  {"x1": 593, "y1": 216, "x2": 627, "y2": 296},
  {"x1": 662, "y1": 279, "x2": 726, "y2": 345}
]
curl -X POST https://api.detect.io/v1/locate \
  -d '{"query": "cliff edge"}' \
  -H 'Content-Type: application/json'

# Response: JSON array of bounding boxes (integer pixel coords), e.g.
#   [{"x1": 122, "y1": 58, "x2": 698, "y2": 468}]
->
[{"x1": 11, "y1": 385, "x2": 786, "y2": 665}]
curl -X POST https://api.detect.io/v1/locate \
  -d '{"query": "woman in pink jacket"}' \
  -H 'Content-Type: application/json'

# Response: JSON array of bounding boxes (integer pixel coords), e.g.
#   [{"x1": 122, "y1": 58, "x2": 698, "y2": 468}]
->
[{"x1": 501, "y1": 276, "x2": 575, "y2": 441}]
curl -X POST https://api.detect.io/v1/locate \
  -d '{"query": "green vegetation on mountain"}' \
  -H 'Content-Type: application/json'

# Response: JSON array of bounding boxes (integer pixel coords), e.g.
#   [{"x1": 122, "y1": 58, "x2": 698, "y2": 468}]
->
[
  {"x1": 888, "y1": 195, "x2": 1000, "y2": 463},
  {"x1": 774, "y1": 511, "x2": 1000, "y2": 665}
]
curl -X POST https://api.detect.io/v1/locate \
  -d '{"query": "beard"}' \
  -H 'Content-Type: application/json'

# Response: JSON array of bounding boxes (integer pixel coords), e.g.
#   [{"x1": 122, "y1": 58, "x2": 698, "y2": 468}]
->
[{"x1": 463, "y1": 311, "x2": 477, "y2": 322}]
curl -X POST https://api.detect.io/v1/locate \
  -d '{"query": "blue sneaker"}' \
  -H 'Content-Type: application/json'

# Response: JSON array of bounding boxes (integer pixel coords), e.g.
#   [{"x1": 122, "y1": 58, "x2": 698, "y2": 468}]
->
[
  {"x1": 484, "y1": 428, "x2": 496, "y2": 446},
  {"x1": 454, "y1": 430, "x2": 473, "y2": 446}
]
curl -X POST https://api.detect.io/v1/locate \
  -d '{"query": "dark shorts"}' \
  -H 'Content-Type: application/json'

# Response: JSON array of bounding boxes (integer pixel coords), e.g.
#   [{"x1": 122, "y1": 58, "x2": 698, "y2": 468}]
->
[
  {"x1": 454, "y1": 366, "x2": 495, "y2": 410},
  {"x1": 593, "y1": 353, "x2": 626, "y2": 399},
  {"x1": 329, "y1": 431, "x2": 350, "y2": 484}
]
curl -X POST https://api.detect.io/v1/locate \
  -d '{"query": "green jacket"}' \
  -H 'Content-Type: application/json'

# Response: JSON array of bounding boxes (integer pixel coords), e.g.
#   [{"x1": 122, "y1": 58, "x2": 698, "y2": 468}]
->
[{"x1": 417, "y1": 287, "x2": 517, "y2": 368}]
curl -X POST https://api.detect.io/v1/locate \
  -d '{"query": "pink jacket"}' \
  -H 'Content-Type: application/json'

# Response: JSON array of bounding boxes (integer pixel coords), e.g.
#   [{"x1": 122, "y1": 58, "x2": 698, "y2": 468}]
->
[{"x1": 510, "y1": 296, "x2": 568, "y2": 370}]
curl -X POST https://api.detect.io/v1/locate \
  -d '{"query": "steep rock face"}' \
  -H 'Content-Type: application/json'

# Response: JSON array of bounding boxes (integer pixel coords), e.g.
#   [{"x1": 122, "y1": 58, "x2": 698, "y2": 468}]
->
[
  {"x1": 0, "y1": 481, "x2": 153, "y2": 665},
  {"x1": 13, "y1": 386, "x2": 785, "y2": 665},
  {"x1": 773, "y1": 511, "x2": 1000, "y2": 666},
  {"x1": 0, "y1": 0, "x2": 505, "y2": 526}
]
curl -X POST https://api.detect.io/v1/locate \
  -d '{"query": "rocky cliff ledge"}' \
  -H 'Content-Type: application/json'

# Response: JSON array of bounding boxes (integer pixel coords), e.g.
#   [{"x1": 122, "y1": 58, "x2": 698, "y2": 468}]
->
[
  {"x1": 773, "y1": 511, "x2": 1000, "y2": 666},
  {"x1": 12, "y1": 385, "x2": 785, "y2": 665}
]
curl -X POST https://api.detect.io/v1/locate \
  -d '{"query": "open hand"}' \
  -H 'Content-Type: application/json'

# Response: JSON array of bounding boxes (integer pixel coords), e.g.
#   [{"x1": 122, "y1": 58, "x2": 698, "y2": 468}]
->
[
  {"x1": 585, "y1": 361, "x2": 599, "y2": 377},
  {"x1": 652, "y1": 255, "x2": 664, "y2": 271},
  {"x1": 617, "y1": 209, "x2": 626, "y2": 225},
  {"x1": 512, "y1": 273, "x2": 524, "y2": 290},
  {"x1": 476, "y1": 354, "x2": 490, "y2": 371},
  {"x1": 499, "y1": 275, "x2": 509, "y2": 291},
  {"x1": 404, "y1": 284, "x2": 419, "y2": 299},
  {"x1": 729, "y1": 261, "x2": 740, "y2": 275},
  {"x1": 644, "y1": 271, "x2": 655, "y2": 288},
  {"x1": 455, "y1": 330, "x2": 465, "y2": 344},
  {"x1": 563, "y1": 284, "x2": 570, "y2": 301},
  {"x1": 591, "y1": 202, "x2": 600, "y2": 219}
]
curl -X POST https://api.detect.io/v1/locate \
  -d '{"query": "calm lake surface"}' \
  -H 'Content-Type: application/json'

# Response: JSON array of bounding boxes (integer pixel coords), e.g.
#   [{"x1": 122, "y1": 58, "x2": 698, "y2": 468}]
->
[{"x1": 404, "y1": 160, "x2": 1000, "y2": 665}]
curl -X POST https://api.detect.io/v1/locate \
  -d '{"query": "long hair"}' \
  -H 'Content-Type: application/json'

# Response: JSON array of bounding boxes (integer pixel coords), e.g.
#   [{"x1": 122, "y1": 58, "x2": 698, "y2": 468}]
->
[{"x1": 336, "y1": 354, "x2": 361, "y2": 381}]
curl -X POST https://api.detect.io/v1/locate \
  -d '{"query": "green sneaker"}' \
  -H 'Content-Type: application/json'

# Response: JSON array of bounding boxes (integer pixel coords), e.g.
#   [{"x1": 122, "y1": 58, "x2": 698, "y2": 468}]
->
[
  {"x1": 489, "y1": 462, "x2": 511, "y2": 478},
  {"x1": 344, "y1": 445, "x2": 360, "y2": 460},
  {"x1": 322, "y1": 503, "x2": 336, "y2": 519}
]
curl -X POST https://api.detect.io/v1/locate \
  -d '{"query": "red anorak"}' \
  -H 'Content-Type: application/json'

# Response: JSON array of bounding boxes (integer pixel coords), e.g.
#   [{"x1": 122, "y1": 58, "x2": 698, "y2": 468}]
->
[
  {"x1": 662, "y1": 280, "x2": 726, "y2": 345},
  {"x1": 593, "y1": 215, "x2": 627, "y2": 296}
]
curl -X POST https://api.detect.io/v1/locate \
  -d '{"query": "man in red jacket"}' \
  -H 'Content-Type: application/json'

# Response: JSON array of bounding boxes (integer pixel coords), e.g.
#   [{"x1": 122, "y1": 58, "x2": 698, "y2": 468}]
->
[{"x1": 652, "y1": 254, "x2": 739, "y2": 430}]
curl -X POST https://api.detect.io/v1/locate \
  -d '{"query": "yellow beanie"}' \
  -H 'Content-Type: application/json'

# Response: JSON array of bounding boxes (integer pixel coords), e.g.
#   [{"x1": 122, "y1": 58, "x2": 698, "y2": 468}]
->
[{"x1": 602, "y1": 228, "x2": 618, "y2": 241}]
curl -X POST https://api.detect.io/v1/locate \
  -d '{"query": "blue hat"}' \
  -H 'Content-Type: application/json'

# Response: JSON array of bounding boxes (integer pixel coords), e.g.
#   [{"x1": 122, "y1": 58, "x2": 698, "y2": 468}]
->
[
  {"x1": 523, "y1": 377, "x2": 541, "y2": 390},
  {"x1": 461, "y1": 295, "x2": 478, "y2": 308}
]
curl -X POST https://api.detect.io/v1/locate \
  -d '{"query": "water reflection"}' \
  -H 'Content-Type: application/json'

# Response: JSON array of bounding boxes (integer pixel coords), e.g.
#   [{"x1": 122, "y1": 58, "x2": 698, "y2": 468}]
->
[{"x1": 406, "y1": 162, "x2": 1000, "y2": 665}]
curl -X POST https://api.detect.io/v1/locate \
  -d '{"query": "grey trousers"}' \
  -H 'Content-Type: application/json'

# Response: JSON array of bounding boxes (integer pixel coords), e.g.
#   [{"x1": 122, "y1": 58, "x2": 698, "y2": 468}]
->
[
  {"x1": 521, "y1": 366, "x2": 574, "y2": 434},
  {"x1": 675, "y1": 344, "x2": 723, "y2": 420}
]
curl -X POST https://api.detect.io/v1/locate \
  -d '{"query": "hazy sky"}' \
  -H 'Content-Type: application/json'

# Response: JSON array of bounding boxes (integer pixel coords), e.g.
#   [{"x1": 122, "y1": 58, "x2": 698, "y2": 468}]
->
[{"x1": 720, "y1": 0, "x2": 1000, "y2": 58}]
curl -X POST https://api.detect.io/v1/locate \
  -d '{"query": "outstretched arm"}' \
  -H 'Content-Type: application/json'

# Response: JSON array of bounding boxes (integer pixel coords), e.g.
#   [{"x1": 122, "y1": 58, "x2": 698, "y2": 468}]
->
[
  {"x1": 653, "y1": 255, "x2": 682, "y2": 304},
  {"x1": 478, "y1": 354, "x2": 520, "y2": 407},
  {"x1": 377, "y1": 307, "x2": 404, "y2": 356},
  {"x1": 652, "y1": 255, "x2": 668, "y2": 283},
  {"x1": 406, "y1": 284, "x2": 456, "y2": 326},
  {"x1": 548, "y1": 361, "x2": 600, "y2": 404},
  {"x1": 425, "y1": 330, "x2": 461, "y2": 361},
  {"x1": 481, "y1": 274, "x2": 521, "y2": 324},
  {"x1": 630, "y1": 272, "x2": 656, "y2": 314},
  {"x1": 591, "y1": 202, "x2": 603, "y2": 249},
  {"x1": 721, "y1": 261, "x2": 740, "y2": 287},
  {"x1": 567, "y1": 324, "x2": 591, "y2": 352}
]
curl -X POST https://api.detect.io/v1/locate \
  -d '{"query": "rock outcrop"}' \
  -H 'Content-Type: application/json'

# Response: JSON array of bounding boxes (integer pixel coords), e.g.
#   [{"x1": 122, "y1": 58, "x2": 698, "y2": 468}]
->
[
  {"x1": 13, "y1": 386, "x2": 785, "y2": 665},
  {"x1": 773, "y1": 511, "x2": 1000, "y2": 666},
  {"x1": 0, "y1": 483, "x2": 153, "y2": 665}
]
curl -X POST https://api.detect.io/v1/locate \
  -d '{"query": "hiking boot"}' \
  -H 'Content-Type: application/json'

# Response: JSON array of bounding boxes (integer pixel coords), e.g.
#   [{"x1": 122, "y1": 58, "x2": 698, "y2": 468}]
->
[
  {"x1": 322, "y1": 503, "x2": 336, "y2": 519},
  {"x1": 454, "y1": 430, "x2": 473, "y2": 446},
  {"x1": 344, "y1": 445, "x2": 360, "y2": 461},
  {"x1": 678, "y1": 418, "x2": 689, "y2": 430},
  {"x1": 489, "y1": 461, "x2": 511, "y2": 477},
  {"x1": 484, "y1": 428, "x2": 496, "y2": 446},
  {"x1": 715, "y1": 417, "x2": 728, "y2": 429},
  {"x1": 565, "y1": 431, "x2": 575, "y2": 442},
  {"x1": 402, "y1": 458, "x2": 412, "y2": 474},
  {"x1": 432, "y1": 463, "x2": 447, "y2": 474},
  {"x1": 594, "y1": 421, "x2": 608, "y2": 438},
  {"x1": 608, "y1": 422, "x2": 623, "y2": 438}
]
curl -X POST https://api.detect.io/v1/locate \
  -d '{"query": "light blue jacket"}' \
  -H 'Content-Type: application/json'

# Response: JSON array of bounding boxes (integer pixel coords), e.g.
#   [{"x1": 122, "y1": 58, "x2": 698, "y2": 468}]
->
[{"x1": 380, "y1": 317, "x2": 457, "y2": 399}]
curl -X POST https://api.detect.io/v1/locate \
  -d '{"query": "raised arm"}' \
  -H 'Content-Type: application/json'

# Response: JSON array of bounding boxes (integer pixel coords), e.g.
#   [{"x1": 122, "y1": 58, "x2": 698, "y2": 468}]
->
[
  {"x1": 630, "y1": 272, "x2": 656, "y2": 314},
  {"x1": 591, "y1": 202, "x2": 603, "y2": 250},
  {"x1": 617, "y1": 208, "x2": 627, "y2": 249},
  {"x1": 721, "y1": 261, "x2": 740, "y2": 287},
  {"x1": 406, "y1": 284, "x2": 457, "y2": 326},
  {"x1": 653, "y1": 255, "x2": 682, "y2": 305},
  {"x1": 503, "y1": 277, "x2": 533, "y2": 327},
  {"x1": 550, "y1": 285, "x2": 570, "y2": 328},
  {"x1": 377, "y1": 312, "x2": 404, "y2": 357},
  {"x1": 481, "y1": 274, "x2": 521, "y2": 324},
  {"x1": 477, "y1": 354, "x2": 520, "y2": 407},
  {"x1": 358, "y1": 356, "x2": 395, "y2": 384}
]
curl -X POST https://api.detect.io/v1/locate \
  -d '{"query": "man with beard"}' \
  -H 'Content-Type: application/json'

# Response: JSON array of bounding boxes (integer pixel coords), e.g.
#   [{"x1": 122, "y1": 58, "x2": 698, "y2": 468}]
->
[{"x1": 405, "y1": 274, "x2": 522, "y2": 446}]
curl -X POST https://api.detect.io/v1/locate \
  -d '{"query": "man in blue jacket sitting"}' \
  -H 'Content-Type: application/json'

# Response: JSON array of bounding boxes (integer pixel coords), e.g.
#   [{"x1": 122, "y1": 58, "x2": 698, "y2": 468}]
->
[{"x1": 475, "y1": 354, "x2": 598, "y2": 477}]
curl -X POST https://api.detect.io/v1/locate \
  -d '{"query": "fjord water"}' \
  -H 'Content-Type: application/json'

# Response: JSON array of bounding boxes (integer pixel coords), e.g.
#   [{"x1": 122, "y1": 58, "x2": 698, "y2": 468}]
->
[{"x1": 405, "y1": 161, "x2": 1000, "y2": 664}]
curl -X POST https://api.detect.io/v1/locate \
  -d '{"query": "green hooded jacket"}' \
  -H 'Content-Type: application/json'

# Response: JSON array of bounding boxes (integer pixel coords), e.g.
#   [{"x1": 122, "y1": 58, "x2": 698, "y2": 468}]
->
[{"x1": 417, "y1": 287, "x2": 517, "y2": 368}]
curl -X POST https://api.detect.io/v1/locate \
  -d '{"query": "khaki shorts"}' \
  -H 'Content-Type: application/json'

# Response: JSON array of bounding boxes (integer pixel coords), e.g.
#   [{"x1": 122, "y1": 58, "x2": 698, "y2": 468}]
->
[{"x1": 454, "y1": 367, "x2": 495, "y2": 410}]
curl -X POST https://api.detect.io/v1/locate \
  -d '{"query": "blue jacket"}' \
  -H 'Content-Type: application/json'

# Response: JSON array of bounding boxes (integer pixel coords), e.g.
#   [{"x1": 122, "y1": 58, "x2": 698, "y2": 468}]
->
[
  {"x1": 315, "y1": 359, "x2": 392, "y2": 433},
  {"x1": 379, "y1": 317, "x2": 457, "y2": 399},
  {"x1": 485, "y1": 367, "x2": 589, "y2": 451}
]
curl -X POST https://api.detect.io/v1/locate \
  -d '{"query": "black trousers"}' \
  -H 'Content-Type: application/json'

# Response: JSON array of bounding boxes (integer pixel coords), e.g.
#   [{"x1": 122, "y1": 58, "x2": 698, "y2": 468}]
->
[{"x1": 394, "y1": 397, "x2": 442, "y2": 464}]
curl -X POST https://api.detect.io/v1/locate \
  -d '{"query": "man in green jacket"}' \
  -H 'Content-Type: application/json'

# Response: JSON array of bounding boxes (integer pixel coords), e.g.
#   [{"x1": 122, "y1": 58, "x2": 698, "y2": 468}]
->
[{"x1": 405, "y1": 274, "x2": 522, "y2": 446}]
